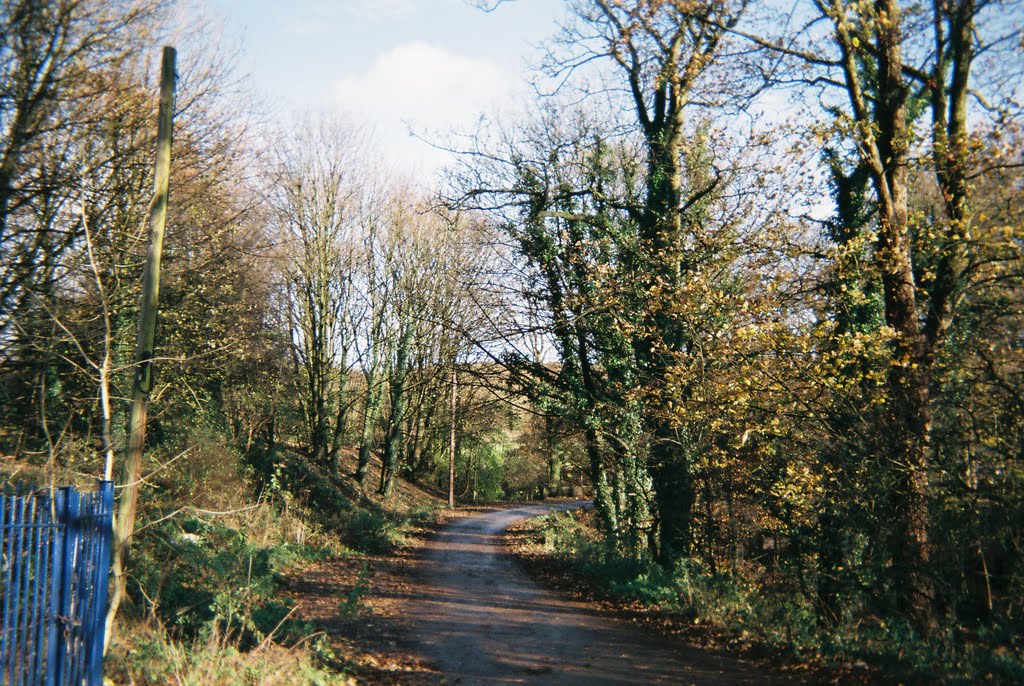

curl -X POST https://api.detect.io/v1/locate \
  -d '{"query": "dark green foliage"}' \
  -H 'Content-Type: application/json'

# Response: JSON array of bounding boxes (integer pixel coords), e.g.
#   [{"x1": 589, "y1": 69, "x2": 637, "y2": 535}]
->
[
  {"x1": 338, "y1": 563, "x2": 370, "y2": 618},
  {"x1": 533, "y1": 508, "x2": 1024, "y2": 683},
  {"x1": 342, "y1": 508, "x2": 405, "y2": 554}
]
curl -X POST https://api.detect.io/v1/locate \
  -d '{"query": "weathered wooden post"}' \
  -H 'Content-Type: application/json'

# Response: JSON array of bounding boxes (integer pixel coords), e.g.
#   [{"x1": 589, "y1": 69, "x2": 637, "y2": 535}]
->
[
  {"x1": 104, "y1": 45, "x2": 176, "y2": 649},
  {"x1": 448, "y1": 366, "x2": 456, "y2": 509}
]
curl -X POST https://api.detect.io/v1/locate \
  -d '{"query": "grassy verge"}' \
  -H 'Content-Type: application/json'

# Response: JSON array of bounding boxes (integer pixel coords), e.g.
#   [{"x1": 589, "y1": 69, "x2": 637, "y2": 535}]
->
[
  {"x1": 104, "y1": 497, "x2": 349, "y2": 685},
  {"x1": 104, "y1": 442, "x2": 444, "y2": 685}
]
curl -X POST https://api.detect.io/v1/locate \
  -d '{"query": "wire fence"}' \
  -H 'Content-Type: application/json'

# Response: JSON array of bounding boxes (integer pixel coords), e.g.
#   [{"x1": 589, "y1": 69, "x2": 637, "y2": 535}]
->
[{"x1": 0, "y1": 481, "x2": 114, "y2": 686}]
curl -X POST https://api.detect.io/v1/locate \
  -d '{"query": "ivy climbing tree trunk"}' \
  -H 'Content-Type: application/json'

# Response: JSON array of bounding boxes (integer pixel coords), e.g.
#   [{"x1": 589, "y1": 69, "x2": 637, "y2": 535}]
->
[
  {"x1": 448, "y1": 365, "x2": 456, "y2": 508},
  {"x1": 379, "y1": 316, "x2": 414, "y2": 497},
  {"x1": 355, "y1": 365, "x2": 383, "y2": 484},
  {"x1": 823, "y1": 0, "x2": 937, "y2": 633},
  {"x1": 580, "y1": 0, "x2": 739, "y2": 566}
]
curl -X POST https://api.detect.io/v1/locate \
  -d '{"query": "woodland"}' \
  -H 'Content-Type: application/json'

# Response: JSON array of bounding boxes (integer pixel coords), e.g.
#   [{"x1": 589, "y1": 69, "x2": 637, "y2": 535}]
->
[{"x1": 0, "y1": 0, "x2": 1022, "y2": 683}]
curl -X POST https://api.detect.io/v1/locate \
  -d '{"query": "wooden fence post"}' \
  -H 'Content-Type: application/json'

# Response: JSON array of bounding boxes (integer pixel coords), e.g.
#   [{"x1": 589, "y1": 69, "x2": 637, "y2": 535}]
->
[
  {"x1": 448, "y1": 366, "x2": 456, "y2": 509},
  {"x1": 104, "y1": 45, "x2": 176, "y2": 650}
]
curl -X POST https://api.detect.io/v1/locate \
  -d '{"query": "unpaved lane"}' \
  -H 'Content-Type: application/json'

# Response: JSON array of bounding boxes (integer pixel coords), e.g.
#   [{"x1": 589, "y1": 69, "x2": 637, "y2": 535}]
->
[{"x1": 407, "y1": 502, "x2": 780, "y2": 685}]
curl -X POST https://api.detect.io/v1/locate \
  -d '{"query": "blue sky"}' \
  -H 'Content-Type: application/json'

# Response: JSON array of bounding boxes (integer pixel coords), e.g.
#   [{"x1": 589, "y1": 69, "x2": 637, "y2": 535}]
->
[{"x1": 203, "y1": 0, "x2": 566, "y2": 175}]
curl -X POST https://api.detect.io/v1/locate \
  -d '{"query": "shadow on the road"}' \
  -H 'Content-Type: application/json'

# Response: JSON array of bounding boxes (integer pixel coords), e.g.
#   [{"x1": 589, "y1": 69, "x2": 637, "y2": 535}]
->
[{"x1": 394, "y1": 502, "x2": 782, "y2": 685}]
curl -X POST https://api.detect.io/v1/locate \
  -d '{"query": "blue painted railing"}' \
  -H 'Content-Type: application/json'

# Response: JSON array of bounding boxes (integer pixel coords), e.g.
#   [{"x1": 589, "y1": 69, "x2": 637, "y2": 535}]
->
[{"x1": 0, "y1": 481, "x2": 114, "y2": 686}]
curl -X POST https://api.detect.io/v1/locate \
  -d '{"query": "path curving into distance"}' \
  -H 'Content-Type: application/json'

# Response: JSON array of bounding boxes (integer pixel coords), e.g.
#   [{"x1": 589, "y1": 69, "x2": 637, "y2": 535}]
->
[{"x1": 407, "y1": 501, "x2": 786, "y2": 685}]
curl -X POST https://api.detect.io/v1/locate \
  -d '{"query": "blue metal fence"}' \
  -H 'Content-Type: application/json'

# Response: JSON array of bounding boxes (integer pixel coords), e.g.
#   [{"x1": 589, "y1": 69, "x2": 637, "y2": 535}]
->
[{"x1": 0, "y1": 481, "x2": 114, "y2": 686}]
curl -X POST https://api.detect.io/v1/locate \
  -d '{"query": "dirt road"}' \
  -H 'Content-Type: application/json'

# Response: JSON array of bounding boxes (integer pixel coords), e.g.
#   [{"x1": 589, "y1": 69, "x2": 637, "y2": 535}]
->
[{"x1": 406, "y1": 501, "x2": 781, "y2": 685}]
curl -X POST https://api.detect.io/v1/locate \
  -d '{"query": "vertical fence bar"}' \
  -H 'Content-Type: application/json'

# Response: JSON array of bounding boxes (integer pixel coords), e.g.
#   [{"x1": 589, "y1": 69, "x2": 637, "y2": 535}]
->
[
  {"x1": 1, "y1": 492, "x2": 13, "y2": 683},
  {"x1": 82, "y1": 490, "x2": 95, "y2": 682},
  {"x1": 13, "y1": 495, "x2": 34, "y2": 686},
  {"x1": 24, "y1": 496, "x2": 40, "y2": 686},
  {"x1": 14, "y1": 494, "x2": 24, "y2": 682},
  {"x1": 27, "y1": 494, "x2": 42, "y2": 686},
  {"x1": 57, "y1": 488, "x2": 78, "y2": 686},
  {"x1": 30, "y1": 495, "x2": 46, "y2": 686},
  {"x1": 67, "y1": 491, "x2": 85, "y2": 686},
  {"x1": 13, "y1": 495, "x2": 27, "y2": 686},
  {"x1": 3, "y1": 493, "x2": 25, "y2": 685},
  {"x1": 31, "y1": 493, "x2": 53, "y2": 685},
  {"x1": 84, "y1": 481, "x2": 112, "y2": 686},
  {"x1": 43, "y1": 488, "x2": 66, "y2": 686}
]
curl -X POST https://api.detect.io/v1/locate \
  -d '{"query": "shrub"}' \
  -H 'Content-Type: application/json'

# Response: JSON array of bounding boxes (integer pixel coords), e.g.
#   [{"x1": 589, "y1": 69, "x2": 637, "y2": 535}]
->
[
  {"x1": 530, "y1": 508, "x2": 1024, "y2": 683},
  {"x1": 130, "y1": 515, "x2": 333, "y2": 648}
]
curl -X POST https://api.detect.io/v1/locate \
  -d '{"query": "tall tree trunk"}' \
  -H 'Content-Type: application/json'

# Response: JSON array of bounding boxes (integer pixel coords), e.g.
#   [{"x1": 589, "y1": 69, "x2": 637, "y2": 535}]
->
[
  {"x1": 640, "y1": 118, "x2": 693, "y2": 567},
  {"x1": 545, "y1": 414, "x2": 561, "y2": 490},
  {"x1": 379, "y1": 318, "x2": 414, "y2": 497},
  {"x1": 355, "y1": 368, "x2": 381, "y2": 483},
  {"x1": 585, "y1": 425, "x2": 617, "y2": 545},
  {"x1": 313, "y1": 368, "x2": 328, "y2": 463},
  {"x1": 876, "y1": 0, "x2": 936, "y2": 632},
  {"x1": 448, "y1": 366, "x2": 457, "y2": 508},
  {"x1": 829, "y1": 0, "x2": 936, "y2": 631},
  {"x1": 572, "y1": 320, "x2": 617, "y2": 543},
  {"x1": 648, "y1": 425, "x2": 694, "y2": 565},
  {"x1": 328, "y1": 370, "x2": 348, "y2": 474},
  {"x1": 410, "y1": 407, "x2": 434, "y2": 478}
]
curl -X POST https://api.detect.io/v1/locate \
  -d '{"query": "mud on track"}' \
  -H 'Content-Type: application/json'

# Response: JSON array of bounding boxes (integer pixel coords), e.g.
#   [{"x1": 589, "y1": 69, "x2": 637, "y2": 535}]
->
[{"x1": 407, "y1": 501, "x2": 786, "y2": 685}]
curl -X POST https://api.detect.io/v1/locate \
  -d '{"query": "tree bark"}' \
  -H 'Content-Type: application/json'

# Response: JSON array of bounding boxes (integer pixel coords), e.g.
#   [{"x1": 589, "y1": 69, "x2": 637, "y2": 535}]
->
[
  {"x1": 328, "y1": 372, "x2": 349, "y2": 473},
  {"x1": 379, "y1": 317, "x2": 414, "y2": 497},
  {"x1": 355, "y1": 368, "x2": 381, "y2": 483},
  {"x1": 449, "y1": 366, "x2": 457, "y2": 508},
  {"x1": 545, "y1": 413, "x2": 562, "y2": 489},
  {"x1": 828, "y1": 0, "x2": 936, "y2": 631}
]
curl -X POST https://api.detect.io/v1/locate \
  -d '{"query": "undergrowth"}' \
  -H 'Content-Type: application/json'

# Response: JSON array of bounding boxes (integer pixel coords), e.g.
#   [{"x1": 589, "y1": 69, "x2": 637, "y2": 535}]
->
[
  {"x1": 253, "y1": 445, "x2": 440, "y2": 554},
  {"x1": 107, "y1": 439, "x2": 440, "y2": 684},
  {"x1": 105, "y1": 622, "x2": 347, "y2": 686},
  {"x1": 529, "y1": 508, "x2": 1024, "y2": 685},
  {"x1": 107, "y1": 484, "x2": 346, "y2": 685}
]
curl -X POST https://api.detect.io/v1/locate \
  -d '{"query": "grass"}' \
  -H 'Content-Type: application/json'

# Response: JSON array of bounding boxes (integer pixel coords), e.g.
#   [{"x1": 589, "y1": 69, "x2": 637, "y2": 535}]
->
[
  {"x1": 1, "y1": 430, "x2": 445, "y2": 684},
  {"x1": 256, "y1": 445, "x2": 442, "y2": 555},
  {"x1": 105, "y1": 621, "x2": 350, "y2": 686},
  {"x1": 104, "y1": 435, "x2": 445, "y2": 684}
]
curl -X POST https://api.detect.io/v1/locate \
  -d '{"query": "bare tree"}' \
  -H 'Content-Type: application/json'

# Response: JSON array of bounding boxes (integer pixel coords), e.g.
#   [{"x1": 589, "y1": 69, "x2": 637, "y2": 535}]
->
[
  {"x1": 271, "y1": 115, "x2": 368, "y2": 470},
  {"x1": 0, "y1": 0, "x2": 167, "y2": 338}
]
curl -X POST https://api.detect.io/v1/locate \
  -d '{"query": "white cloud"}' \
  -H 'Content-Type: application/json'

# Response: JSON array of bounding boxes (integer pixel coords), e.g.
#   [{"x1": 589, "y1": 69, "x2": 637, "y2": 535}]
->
[
  {"x1": 339, "y1": 0, "x2": 417, "y2": 20},
  {"x1": 283, "y1": 1, "x2": 415, "y2": 38},
  {"x1": 333, "y1": 41, "x2": 520, "y2": 175},
  {"x1": 282, "y1": 3, "x2": 345, "y2": 37}
]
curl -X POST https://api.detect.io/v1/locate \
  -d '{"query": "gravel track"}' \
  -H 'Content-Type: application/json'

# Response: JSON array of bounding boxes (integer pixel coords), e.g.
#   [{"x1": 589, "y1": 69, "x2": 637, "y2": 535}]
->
[{"x1": 406, "y1": 502, "x2": 777, "y2": 685}]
